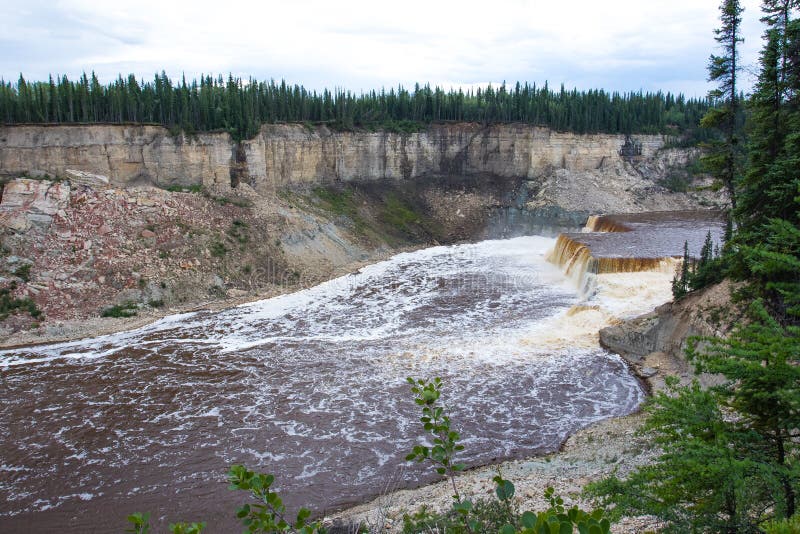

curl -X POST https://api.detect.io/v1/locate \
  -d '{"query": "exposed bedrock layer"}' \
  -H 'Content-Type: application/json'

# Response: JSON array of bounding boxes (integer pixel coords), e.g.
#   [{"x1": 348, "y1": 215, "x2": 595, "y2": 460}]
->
[
  {"x1": 0, "y1": 123, "x2": 725, "y2": 224},
  {"x1": 598, "y1": 279, "x2": 742, "y2": 389},
  {"x1": 0, "y1": 123, "x2": 660, "y2": 187}
]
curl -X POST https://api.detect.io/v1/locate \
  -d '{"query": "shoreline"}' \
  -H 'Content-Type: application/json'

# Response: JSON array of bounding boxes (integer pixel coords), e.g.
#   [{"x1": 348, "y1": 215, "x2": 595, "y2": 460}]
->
[
  {"x1": 326, "y1": 343, "x2": 697, "y2": 533},
  {"x1": 0, "y1": 245, "x2": 425, "y2": 350}
]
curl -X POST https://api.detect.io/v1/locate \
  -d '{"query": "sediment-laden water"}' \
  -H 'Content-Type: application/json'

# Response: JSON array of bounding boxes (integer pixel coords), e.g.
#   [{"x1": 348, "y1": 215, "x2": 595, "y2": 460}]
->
[{"x1": 0, "y1": 236, "x2": 649, "y2": 532}]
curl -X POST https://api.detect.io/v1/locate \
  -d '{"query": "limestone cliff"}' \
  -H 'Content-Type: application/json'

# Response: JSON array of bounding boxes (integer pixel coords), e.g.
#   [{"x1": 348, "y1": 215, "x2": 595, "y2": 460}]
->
[
  {"x1": 1, "y1": 123, "x2": 661, "y2": 189},
  {"x1": 0, "y1": 125, "x2": 232, "y2": 188},
  {"x1": 242, "y1": 123, "x2": 663, "y2": 187},
  {"x1": 0, "y1": 122, "x2": 726, "y2": 236}
]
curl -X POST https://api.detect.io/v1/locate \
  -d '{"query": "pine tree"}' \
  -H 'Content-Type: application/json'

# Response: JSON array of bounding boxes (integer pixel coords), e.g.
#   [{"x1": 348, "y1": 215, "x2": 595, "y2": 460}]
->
[
  {"x1": 587, "y1": 379, "x2": 769, "y2": 532},
  {"x1": 672, "y1": 241, "x2": 691, "y2": 299},
  {"x1": 689, "y1": 300, "x2": 800, "y2": 518},
  {"x1": 701, "y1": 0, "x2": 745, "y2": 211}
]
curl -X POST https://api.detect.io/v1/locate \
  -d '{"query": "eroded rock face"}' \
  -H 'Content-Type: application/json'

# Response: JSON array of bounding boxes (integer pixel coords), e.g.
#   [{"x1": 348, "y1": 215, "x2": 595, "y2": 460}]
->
[
  {"x1": 242, "y1": 124, "x2": 665, "y2": 188},
  {"x1": 1, "y1": 123, "x2": 663, "y2": 190},
  {"x1": 0, "y1": 123, "x2": 727, "y2": 222},
  {"x1": 599, "y1": 280, "x2": 743, "y2": 388},
  {"x1": 0, "y1": 178, "x2": 71, "y2": 232},
  {"x1": 0, "y1": 125, "x2": 232, "y2": 188}
]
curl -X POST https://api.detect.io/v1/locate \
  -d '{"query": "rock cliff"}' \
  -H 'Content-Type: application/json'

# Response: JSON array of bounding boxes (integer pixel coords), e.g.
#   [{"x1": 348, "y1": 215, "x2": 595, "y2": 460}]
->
[
  {"x1": 0, "y1": 125, "x2": 232, "y2": 188},
  {"x1": 1, "y1": 123, "x2": 661, "y2": 189},
  {"x1": 242, "y1": 123, "x2": 664, "y2": 187},
  {"x1": 0, "y1": 122, "x2": 726, "y2": 235}
]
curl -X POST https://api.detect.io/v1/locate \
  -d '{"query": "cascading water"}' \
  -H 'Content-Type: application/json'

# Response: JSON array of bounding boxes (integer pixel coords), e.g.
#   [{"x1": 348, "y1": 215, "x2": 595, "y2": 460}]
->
[
  {"x1": 548, "y1": 210, "x2": 725, "y2": 298},
  {"x1": 0, "y1": 214, "x2": 721, "y2": 532}
]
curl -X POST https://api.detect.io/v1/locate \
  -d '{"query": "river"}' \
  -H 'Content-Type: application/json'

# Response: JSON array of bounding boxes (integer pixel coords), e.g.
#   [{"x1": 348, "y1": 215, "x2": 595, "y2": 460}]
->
[{"x1": 0, "y1": 235, "x2": 660, "y2": 532}]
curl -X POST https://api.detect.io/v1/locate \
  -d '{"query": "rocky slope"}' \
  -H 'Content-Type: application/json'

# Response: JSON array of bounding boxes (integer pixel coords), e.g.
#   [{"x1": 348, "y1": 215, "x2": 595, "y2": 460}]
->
[{"x1": 599, "y1": 279, "x2": 744, "y2": 390}]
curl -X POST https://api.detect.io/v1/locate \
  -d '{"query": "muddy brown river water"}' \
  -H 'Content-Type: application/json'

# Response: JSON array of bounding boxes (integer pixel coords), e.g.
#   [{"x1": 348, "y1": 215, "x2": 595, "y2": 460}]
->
[{"x1": 0, "y1": 216, "x2": 722, "y2": 532}]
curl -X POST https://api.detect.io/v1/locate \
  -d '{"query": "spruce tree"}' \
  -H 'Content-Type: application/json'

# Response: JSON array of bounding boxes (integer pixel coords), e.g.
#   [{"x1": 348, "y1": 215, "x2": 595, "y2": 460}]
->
[
  {"x1": 689, "y1": 301, "x2": 800, "y2": 518},
  {"x1": 701, "y1": 0, "x2": 745, "y2": 211}
]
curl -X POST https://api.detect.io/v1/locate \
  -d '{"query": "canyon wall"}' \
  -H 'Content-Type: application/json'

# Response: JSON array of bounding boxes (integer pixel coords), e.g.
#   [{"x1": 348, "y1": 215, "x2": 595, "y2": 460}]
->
[
  {"x1": 0, "y1": 125, "x2": 232, "y2": 188},
  {"x1": 243, "y1": 123, "x2": 663, "y2": 188},
  {"x1": 0, "y1": 123, "x2": 663, "y2": 189}
]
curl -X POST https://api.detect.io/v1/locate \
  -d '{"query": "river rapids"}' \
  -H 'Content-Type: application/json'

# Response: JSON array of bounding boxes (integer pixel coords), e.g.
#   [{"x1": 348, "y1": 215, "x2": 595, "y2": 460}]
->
[{"x1": 0, "y1": 235, "x2": 663, "y2": 531}]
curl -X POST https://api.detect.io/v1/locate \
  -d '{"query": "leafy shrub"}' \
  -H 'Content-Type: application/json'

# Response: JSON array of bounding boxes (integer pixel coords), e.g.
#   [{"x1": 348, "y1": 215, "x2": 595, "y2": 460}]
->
[
  {"x1": 164, "y1": 184, "x2": 203, "y2": 193},
  {"x1": 0, "y1": 285, "x2": 42, "y2": 320},
  {"x1": 227, "y1": 219, "x2": 249, "y2": 244},
  {"x1": 13, "y1": 263, "x2": 32, "y2": 282},
  {"x1": 101, "y1": 301, "x2": 138, "y2": 318},
  {"x1": 762, "y1": 515, "x2": 800, "y2": 534},
  {"x1": 406, "y1": 377, "x2": 610, "y2": 533},
  {"x1": 659, "y1": 172, "x2": 690, "y2": 192},
  {"x1": 402, "y1": 499, "x2": 510, "y2": 533},
  {"x1": 382, "y1": 196, "x2": 421, "y2": 233},
  {"x1": 210, "y1": 240, "x2": 227, "y2": 258},
  {"x1": 228, "y1": 464, "x2": 323, "y2": 533},
  {"x1": 314, "y1": 187, "x2": 357, "y2": 217},
  {"x1": 313, "y1": 187, "x2": 368, "y2": 233}
]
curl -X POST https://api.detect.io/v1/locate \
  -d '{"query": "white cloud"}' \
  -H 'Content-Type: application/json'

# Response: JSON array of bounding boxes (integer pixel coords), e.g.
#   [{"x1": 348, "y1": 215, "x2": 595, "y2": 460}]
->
[{"x1": 0, "y1": 0, "x2": 767, "y2": 96}]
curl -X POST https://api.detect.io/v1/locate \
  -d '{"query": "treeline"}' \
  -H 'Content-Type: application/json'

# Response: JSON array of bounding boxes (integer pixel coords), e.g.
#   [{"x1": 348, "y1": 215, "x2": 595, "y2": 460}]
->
[{"x1": 0, "y1": 72, "x2": 710, "y2": 140}]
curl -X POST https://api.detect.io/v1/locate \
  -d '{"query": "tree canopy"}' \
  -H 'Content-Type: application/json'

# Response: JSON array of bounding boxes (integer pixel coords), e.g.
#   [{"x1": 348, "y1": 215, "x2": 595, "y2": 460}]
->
[{"x1": 0, "y1": 73, "x2": 711, "y2": 141}]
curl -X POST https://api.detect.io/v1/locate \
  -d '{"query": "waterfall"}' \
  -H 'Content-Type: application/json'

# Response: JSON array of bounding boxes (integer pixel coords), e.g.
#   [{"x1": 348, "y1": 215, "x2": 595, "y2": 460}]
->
[{"x1": 548, "y1": 215, "x2": 682, "y2": 297}]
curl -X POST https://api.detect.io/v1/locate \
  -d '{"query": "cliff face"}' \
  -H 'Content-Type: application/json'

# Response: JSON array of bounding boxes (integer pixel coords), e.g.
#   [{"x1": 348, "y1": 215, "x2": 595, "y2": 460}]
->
[
  {"x1": 0, "y1": 125, "x2": 232, "y2": 188},
  {"x1": 243, "y1": 123, "x2": 663, "y2": 188},
  {"x1": 0, "y1": 123, "x2": 663, "y2": 190},
  {"x1": 599, "y1": 280, "x2": 743, "y2": 389}
]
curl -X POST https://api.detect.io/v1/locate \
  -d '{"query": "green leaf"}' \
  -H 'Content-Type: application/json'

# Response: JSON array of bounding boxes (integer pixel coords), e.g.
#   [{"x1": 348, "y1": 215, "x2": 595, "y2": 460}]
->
[
  {"x1": 521, "y1": 511, "x2": 537, "y2": 529},
  {"x1": 495, "y1": 478, "x2": 516, "y2": 501},
  {"x1": 501, "y1": 524, "x2": 517, "y2": 534},
  {"x1": 568, "y1": 507, "x2": 578, "y2": 522}
]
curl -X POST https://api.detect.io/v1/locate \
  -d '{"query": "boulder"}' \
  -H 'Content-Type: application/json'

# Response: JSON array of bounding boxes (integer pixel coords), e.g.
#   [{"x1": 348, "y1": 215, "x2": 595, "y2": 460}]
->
[{"x1": 0, "y1": 178, "x2": 70, "y2": 232}]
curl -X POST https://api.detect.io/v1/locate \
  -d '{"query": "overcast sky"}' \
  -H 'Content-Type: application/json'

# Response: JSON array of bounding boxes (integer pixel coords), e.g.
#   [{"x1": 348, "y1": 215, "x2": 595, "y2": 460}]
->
[{"x1": 0, "y1": 0, "x2": 766, "y2": 97}]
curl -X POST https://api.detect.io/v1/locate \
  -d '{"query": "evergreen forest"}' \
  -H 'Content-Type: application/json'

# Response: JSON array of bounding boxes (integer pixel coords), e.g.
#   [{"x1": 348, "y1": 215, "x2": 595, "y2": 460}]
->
[{"x1": 0, "y1": 73, "x2": 710, "y2": 140}]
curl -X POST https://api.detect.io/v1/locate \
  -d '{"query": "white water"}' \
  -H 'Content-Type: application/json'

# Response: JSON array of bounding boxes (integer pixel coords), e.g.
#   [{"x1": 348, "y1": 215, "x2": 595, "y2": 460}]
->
[{"x1": 0, "y1": 236, "x2": 657, "y2": 531}]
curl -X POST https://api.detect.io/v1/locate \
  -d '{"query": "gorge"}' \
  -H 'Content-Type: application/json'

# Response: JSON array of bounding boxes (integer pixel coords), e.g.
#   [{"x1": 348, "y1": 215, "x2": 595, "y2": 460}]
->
[{"x1": 0, "y1": 123, "x2": 727, "y2": 532}]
